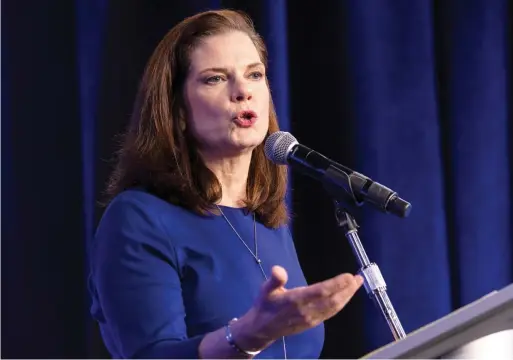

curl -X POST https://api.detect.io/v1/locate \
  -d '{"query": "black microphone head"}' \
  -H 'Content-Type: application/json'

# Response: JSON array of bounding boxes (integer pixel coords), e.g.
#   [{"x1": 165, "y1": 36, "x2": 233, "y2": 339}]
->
[
  {"x1": 264, "y1": 131, "x2": 299, "y2": 164},
  {"x1": 388, "y1": 195, "x2": 412, "y2": 218}
]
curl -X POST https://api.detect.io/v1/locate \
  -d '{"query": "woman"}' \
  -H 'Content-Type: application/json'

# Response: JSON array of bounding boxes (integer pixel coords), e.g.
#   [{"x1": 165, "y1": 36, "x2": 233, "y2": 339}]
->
[{"x1": 88, "y1": 9, "x2": 363, "y2": 359}]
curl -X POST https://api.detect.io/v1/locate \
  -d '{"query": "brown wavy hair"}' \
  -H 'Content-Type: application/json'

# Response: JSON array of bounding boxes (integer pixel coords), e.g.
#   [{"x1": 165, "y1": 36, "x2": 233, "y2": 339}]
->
[{"x1": 104, "y1": 9, "x2": 289, "y2": 228}]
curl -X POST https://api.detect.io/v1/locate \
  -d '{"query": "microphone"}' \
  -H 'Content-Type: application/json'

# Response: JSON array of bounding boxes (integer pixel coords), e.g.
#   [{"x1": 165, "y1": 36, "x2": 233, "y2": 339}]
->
[{"x1": 264, "y1": 131, "x2": 412, "y2": 218}]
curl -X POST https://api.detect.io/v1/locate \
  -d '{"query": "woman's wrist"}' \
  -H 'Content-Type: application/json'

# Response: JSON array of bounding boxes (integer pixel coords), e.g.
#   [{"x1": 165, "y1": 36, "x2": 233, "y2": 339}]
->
[
  {"x1": 229, "y1": 309, "x2": 275, "y2": 354},
  {"x1": 198, "y1": 308, "x2": 275, "y2": 359},
  {"x1": 225, "y1": 318, "x2": 262, "y2": 356}
]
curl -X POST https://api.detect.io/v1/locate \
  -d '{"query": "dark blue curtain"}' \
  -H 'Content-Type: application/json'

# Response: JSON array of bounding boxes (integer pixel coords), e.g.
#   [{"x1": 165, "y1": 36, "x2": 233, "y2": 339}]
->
[
  {"x1": 3, "y1": 0, "x2": 512, "y2": 358},
  {"x1": 342, "y1": 0, "x2": 512, "y2": 350}
]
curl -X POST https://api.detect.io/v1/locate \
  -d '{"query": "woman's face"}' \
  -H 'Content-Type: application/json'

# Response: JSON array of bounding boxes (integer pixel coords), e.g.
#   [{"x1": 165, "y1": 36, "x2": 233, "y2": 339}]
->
[{"x1": 184, "y1": 30, "x2": 270, "y2": 158}]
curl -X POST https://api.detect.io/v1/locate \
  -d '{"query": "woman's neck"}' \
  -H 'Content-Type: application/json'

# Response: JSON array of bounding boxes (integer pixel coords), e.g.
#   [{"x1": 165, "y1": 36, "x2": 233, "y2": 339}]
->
[{"x1": 201, "y1": 151, "x2": 252, "y2": 208}]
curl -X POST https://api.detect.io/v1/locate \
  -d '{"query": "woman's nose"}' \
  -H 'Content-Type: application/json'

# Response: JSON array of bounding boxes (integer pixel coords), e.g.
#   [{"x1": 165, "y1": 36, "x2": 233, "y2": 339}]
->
[{"x1": 231, "y1": 81, "x2": 252, "y2": 102}]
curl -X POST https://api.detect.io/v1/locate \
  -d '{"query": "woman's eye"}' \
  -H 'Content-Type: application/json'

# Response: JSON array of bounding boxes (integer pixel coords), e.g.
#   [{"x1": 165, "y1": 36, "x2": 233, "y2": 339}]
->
[
  {"x1": 205, "y1": 75, "x2": 224, "y2": 84},
  {"x1": 249, "y1": 71, "x2": 264, "y2": 80}
]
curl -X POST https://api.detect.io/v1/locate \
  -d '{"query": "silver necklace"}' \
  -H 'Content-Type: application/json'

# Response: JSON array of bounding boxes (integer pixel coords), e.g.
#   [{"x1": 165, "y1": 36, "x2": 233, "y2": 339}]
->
[{"x1": 216, "y1": 205, "x2": 288, "y2": 359}]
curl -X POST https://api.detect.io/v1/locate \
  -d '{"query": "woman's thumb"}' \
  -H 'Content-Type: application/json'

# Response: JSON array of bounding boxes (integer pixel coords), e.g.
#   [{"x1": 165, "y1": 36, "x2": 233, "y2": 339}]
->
[{"x1": 261, "y1": 265, "x2": 288, "y2": 295}]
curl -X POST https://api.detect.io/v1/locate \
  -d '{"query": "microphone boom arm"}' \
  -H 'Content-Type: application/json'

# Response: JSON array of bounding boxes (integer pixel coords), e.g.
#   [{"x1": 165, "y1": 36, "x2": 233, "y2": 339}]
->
[{"x1": 333, "y1": 200, "x2": 407, "y2": 341}]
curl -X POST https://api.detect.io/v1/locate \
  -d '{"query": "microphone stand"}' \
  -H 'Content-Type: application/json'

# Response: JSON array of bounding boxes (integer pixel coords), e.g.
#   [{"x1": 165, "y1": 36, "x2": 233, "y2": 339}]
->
[{"x1": 333, "y1": 199, "x2": 407, "y2": 341}]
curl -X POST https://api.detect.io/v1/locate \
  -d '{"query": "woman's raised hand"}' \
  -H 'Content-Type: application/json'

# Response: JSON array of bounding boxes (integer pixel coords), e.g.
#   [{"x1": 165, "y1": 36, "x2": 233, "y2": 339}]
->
[{"x1": 233, "y1": 265, "x2": 363, "y2": 352}]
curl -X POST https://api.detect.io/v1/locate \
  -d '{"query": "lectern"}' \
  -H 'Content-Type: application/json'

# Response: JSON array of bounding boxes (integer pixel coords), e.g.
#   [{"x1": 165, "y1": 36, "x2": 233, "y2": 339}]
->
[{"x1": 363, "y1": 283, "x2": 513, "y2": 359}]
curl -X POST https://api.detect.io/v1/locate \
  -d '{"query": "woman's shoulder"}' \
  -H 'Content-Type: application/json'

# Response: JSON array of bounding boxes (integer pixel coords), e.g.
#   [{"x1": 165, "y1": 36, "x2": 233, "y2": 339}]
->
[
  {"x1": 105, "y1": 188, "x2": 185, "y2": 212},
  {"x1": 99, "y1": 188, "x2": 199, "y2": 228},
  {"x1": 106, "y1": 188, "x2": 161, "y2": 207},
  {"x1": 93, "y1": 188, "x2": 203, "y2": 254}
]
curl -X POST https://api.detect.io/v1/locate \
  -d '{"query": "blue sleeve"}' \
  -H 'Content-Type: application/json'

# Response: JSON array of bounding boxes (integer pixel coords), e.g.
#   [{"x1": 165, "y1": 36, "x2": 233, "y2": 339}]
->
[{"x1": 91, "y1": 195, "x2": 205, "y2": 358}]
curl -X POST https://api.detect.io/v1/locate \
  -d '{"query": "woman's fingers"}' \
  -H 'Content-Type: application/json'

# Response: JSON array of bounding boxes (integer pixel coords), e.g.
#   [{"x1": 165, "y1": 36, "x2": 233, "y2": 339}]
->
[
  {"x1": 287, "y1": 273, "x2": 364, "y2": 322},
  {"x1": 326, "y1": 274, "x2": 363, "y2": 311},
  {"x1": 290, "y1": 273, "x2": 361, "y2": 304}
]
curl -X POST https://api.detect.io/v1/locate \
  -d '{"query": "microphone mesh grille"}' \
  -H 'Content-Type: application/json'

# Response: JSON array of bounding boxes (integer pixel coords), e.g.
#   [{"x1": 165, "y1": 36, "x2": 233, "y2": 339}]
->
[{"x1": 264, "y1": 131, "x2": 298, "y2": 164}]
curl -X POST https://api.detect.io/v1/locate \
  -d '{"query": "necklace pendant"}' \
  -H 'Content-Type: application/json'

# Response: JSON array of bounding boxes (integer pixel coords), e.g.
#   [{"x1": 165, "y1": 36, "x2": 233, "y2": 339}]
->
[{"x1": 256, "y1": 258, "x2": 262, "y2": 264}]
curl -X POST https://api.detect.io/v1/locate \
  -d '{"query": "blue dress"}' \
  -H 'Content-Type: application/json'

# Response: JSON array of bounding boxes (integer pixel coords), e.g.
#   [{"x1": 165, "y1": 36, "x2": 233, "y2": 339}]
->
[{"x1": 88, "y1": 189, "x2": 325, "y2": 358}]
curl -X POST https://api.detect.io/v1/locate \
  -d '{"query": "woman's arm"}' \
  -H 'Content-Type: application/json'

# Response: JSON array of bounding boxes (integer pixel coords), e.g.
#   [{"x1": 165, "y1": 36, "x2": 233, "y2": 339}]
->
[{"x1": 91, "y1": 194, "x2": 264, "y2": 359}]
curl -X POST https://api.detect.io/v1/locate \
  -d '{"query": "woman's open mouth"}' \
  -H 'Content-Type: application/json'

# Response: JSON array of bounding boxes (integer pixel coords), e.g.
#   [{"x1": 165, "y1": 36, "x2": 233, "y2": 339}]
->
[{"x1": 234, "y1": 110, "x2": 258, "y2": 128}]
